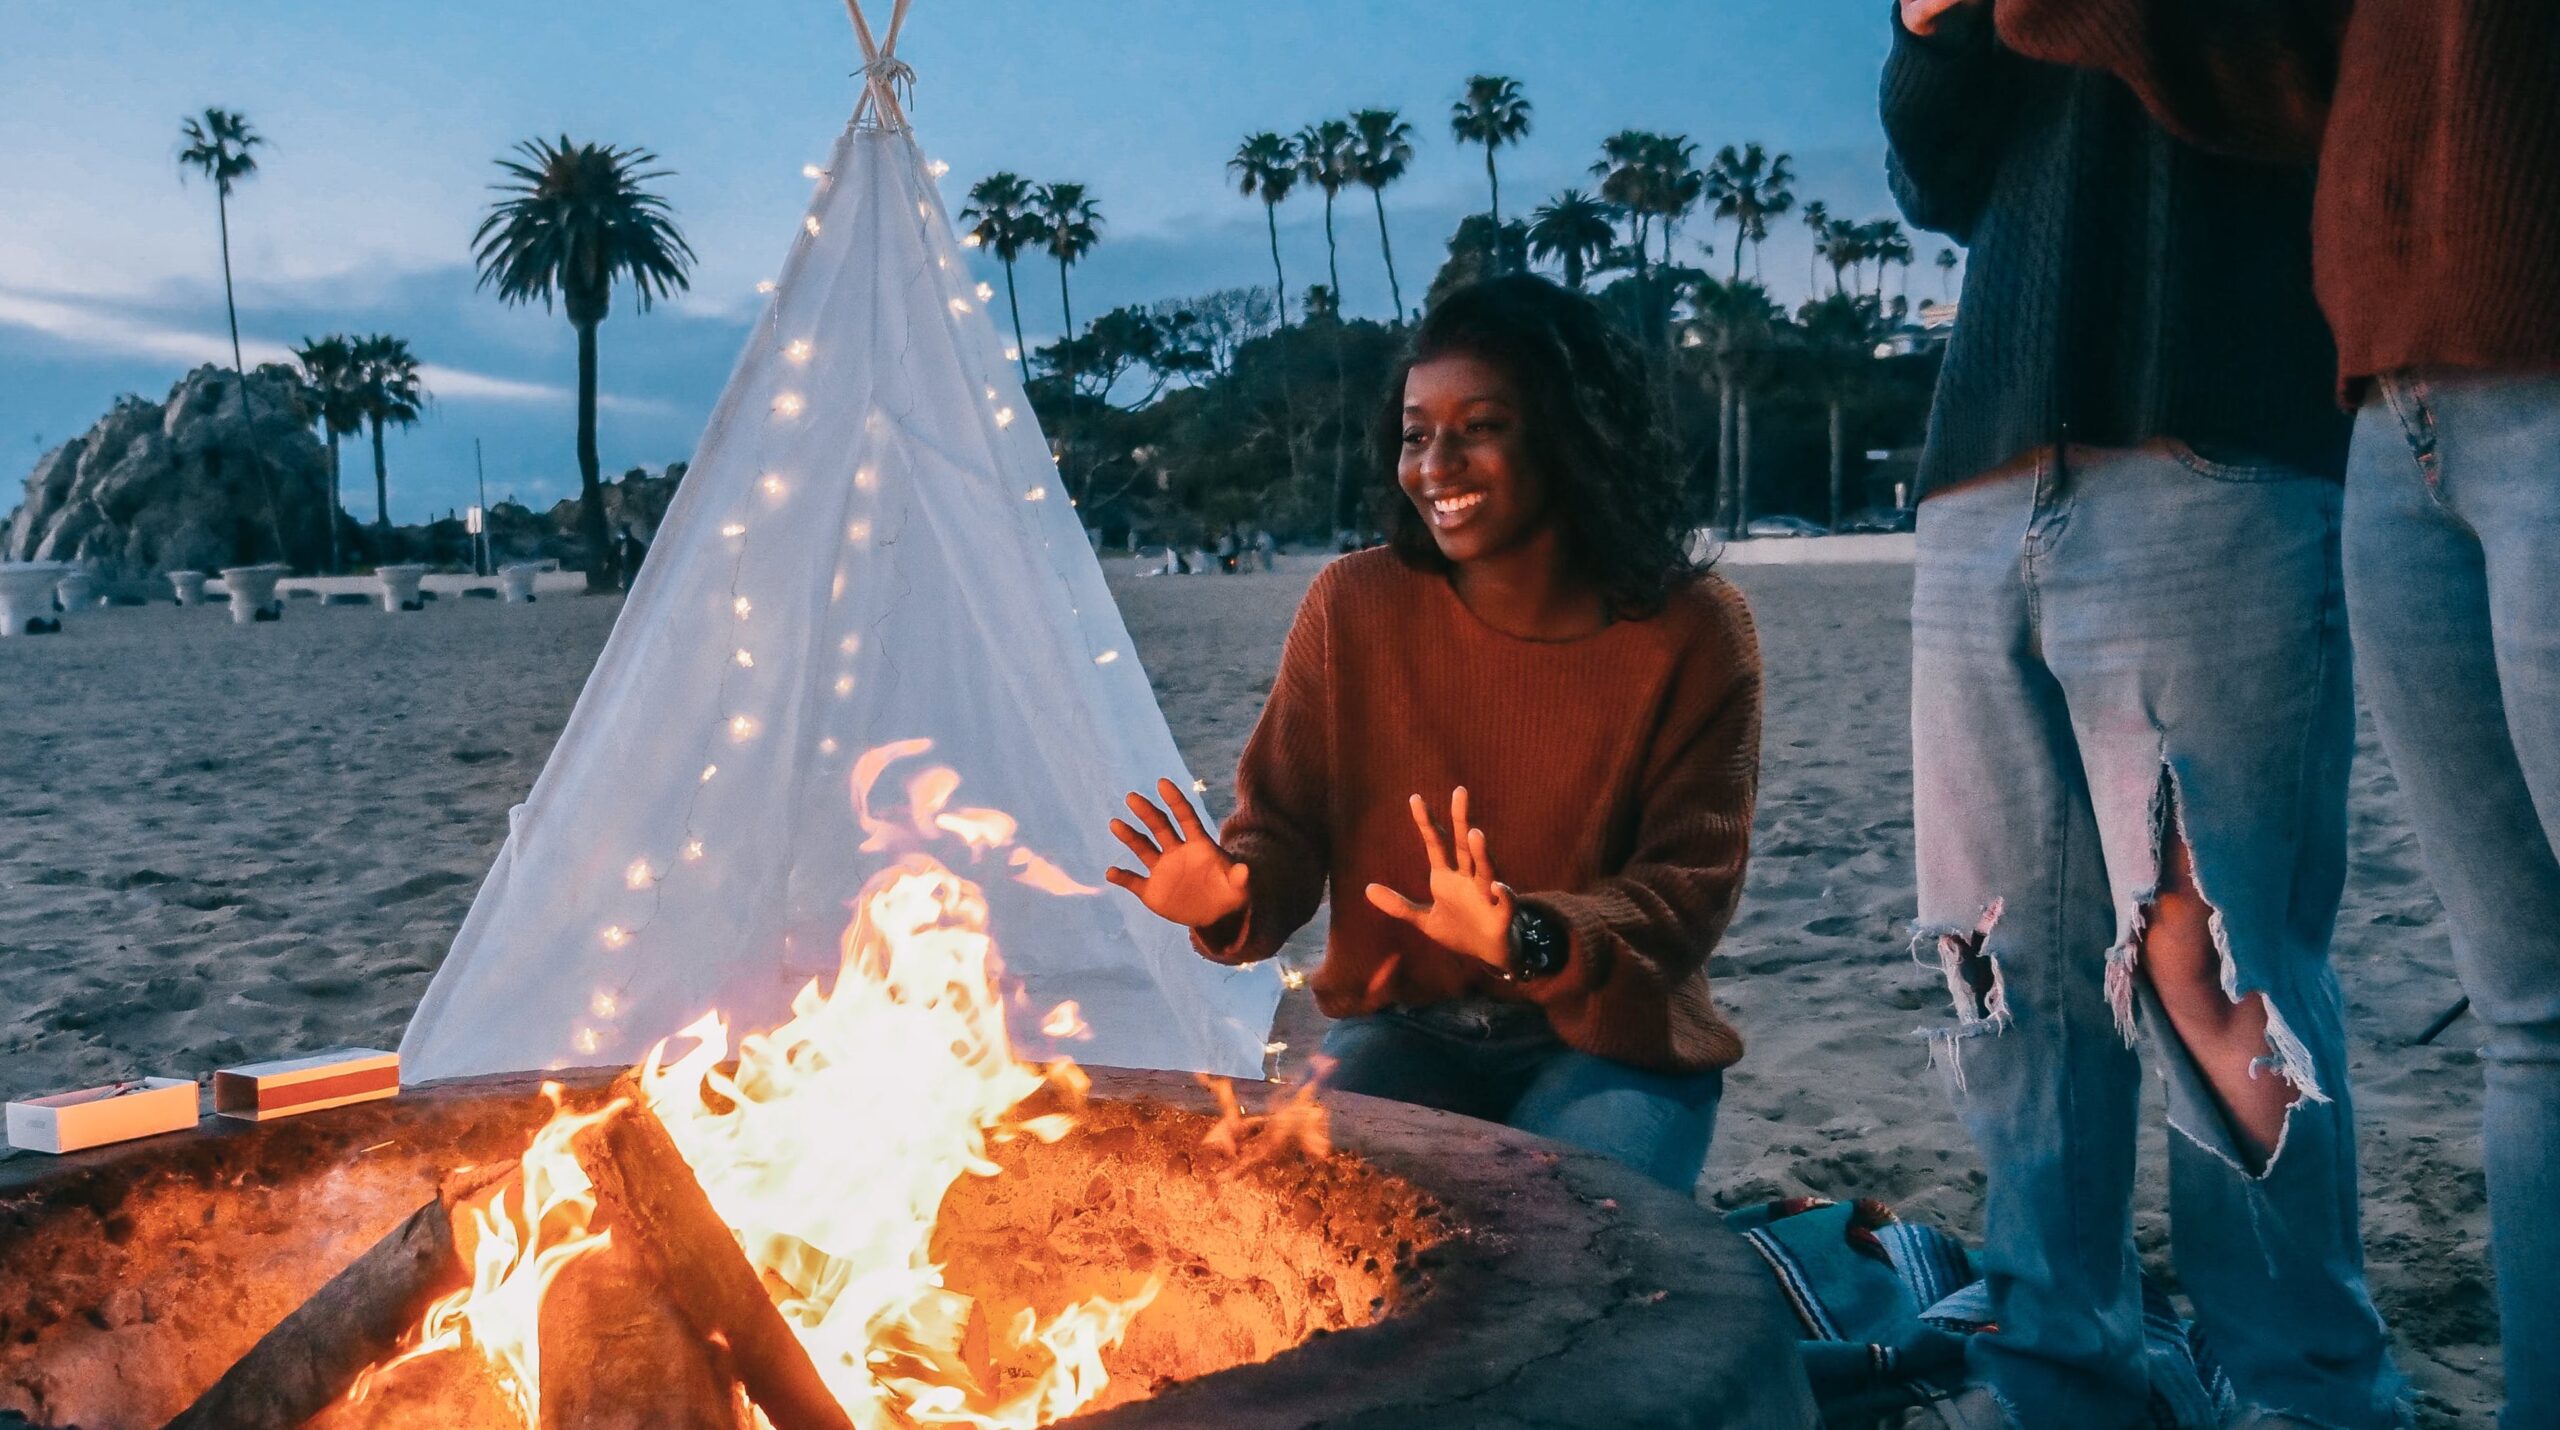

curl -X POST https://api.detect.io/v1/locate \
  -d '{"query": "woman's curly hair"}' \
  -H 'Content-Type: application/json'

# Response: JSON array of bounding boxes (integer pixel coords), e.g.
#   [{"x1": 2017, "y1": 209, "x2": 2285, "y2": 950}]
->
[{"x1": 1372, "y1": 274, "x2": 1699, "y2": 619}]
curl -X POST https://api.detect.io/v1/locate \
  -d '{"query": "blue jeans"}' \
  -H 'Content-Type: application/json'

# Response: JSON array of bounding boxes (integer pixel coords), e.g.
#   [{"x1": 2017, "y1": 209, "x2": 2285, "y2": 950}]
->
[
  {"x1": 2345, "y1": 372, "x2": 2560, "y2": 1430},
  {"x1": 1912, "y1": 446, "x2": 2401, "y2": 1428},
  {"x1": 1318, "y1": 999, "x2": 1724, "y2": 1193}
]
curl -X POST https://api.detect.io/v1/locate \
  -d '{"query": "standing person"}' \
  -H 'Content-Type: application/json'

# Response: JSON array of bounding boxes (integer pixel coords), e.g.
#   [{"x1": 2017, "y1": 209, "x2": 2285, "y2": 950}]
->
[
  {"x1": 1884, "y1": 1, "x2": 2401, "y2": 1424},
  {"x1": 1102, "y1": 275, "x2": 1761, "y2": 1192},
  {"x1": 1981, "y1": 10, "x2": 2560, "y2": 1423}
]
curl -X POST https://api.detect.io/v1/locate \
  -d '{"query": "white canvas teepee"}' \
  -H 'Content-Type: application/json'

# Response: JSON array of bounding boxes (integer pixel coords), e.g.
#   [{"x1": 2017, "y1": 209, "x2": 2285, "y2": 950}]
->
[{"x1": 402, "y1": 3, "x2": 1280, "y2": 1081}]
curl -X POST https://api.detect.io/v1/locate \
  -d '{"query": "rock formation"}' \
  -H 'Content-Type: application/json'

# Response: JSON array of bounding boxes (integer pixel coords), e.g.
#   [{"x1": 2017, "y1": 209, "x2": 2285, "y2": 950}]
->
[{"x1": 5, "y1": 365, "x2": 334, "y2": 577}]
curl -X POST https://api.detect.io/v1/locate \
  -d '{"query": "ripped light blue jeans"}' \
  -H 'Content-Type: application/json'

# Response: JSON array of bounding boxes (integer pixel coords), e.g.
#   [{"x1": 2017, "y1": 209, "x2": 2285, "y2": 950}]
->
[
  {"x1": 2346, "y1": 372, "x2": 2560, "y2": 1429},
  {"x1": 1912, "y1": 445, "x2": 2401, "y2": 1428}
]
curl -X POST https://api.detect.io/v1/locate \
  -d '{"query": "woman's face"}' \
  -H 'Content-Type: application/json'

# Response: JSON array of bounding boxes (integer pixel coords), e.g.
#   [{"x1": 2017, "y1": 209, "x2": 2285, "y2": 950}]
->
[{"x1": 1397, "y1": 353, "x2": 1551, "y2": 567}]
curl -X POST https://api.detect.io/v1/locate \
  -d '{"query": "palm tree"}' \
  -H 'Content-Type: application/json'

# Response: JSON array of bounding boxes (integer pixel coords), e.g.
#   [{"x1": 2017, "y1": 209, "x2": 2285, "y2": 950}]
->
[
  {"x1": 1450, "y1": 75, "x2": 1532, "y2": 223},
  {"x1": 1797, "y1": 292, "x2": 1878, "y2": 528},
  {"x1": 1036, "y1": 181, "x2": 1102, "y2": 494},
  {"x1": 1936, "y1": 245, "x2": 1960, "y2": 299},
  {"x1": 1295, "y1": 119, "x2": 1357, "y2": 306},
  {"x1": 1801, "y1": 200, "x2": 1830, "y2": 292},
  {"x1": 176, "y1": 107, "x2": 290, "y2": 562},
  {"x1": 176, "y1": 109, "x2": 263, "y2": 383},
  {"x1": 350, "y1": 335, "x2": 425, "y2": 534},
  {"x1": 1348, "y1": 108, "x2": 1416, "y2": 320},
  {"x1": 1703, "y1": 143, "x2": 1795, "y2": 281},
  {"x1": 1644, "y1": 134, "x2": 1705, "y2": 272},
  {"x1": 1227, "y1": 132, "x2": 1300, "y2": 325},
  {"x1": 291, "y1": 335, "x2": 365, "y2": 571},
  {"x1": 1820, "y1": 217, "x2": 1864, "y2": 297},
  {"x1": 1687, "y1": 277, "x2": 1781, "y2": 530},
  {"x1": 1863, "y1": 219, "x2": 1913, "y2": 305},
  {"x1": 1592, "y1": 131, "x2": 1664, "y2": 284},
  {"x1": 960, "y1": 171, "x2": 1040, "y2": 385},
  {"x1": 1528, "y1": 190, "x2": 1616, "y2": 290},
  {"x1": 473, "y1": 136, "x2": 694, "y2": 592}
]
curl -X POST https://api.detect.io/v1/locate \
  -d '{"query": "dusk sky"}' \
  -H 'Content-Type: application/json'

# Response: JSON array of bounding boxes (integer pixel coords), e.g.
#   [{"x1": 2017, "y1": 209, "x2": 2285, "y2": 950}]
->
[{"x1": 1, "y1": 1, "x2": 1915, "y2": 522}]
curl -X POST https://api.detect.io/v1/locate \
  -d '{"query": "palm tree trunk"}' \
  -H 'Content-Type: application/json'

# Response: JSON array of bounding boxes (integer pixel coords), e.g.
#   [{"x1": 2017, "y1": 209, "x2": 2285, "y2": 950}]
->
[
  {"x1": 217, "y1": 190, "x2": 245, "y2": 376},
  {"x1": 1730, "y1": 217, "x2": 1746, "y2": 281},
  {"x1": 1565, "y1": 249, "x2": 1585, "y2": 290},
  {"x1": 1265, "y1": 203, "x2": 1289, "y2": 326},
  {"x1": 1736, "y1": 387, "x2": 1755, "y2": 532},
  {"x1": 1485, "y1": 147, "x2": 1500, "y2": 225},
  {"x1": 1001, "y1": 258, "x2": 1029, "y2": 386},
  {"x1": 370, "y1": 415, "x2": 390, "y2": 532},
  {"x1": 575, "y1": 317, "x2": 612, "y2": 593},
  {"x1": 1716, "y1": 377, "x2": 1736, "y2": 530},
  {"x1": 1369, "y1": 186, "x2": 1404, "y2": 320},
  {"x1": 1322, "y1": 193, "x2": 1341, "y2": 307},
  {"x1": 325, "y1": 431, "x2": 342, "y2": 574},
  {"x1": 1828, "y1": 397, "x2": 1846, "y2": 529},
  {"x1": 1057, "y1": 257, "x2": 1078, "y2": 500}
]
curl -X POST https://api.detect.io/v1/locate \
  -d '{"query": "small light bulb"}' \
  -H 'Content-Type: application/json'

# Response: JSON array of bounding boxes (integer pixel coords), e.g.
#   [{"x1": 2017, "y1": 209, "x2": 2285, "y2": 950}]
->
[
  {"x1": 1004, "y1": 345, "x2": 1020, "y2": 361},
  {"x1": 772, "y1": 392, "x2": 805, "y2": 418},
  {"x1": 927, "y1": 159, "x2": 951, "y2": 178},
  {"x1": 1094, "y1": 650, "x2": 1120, "y2": 666},
  {"x1": 804, "y1": 215, "x2": 822, "y2": 236},
  {"x1": 1263, "y1": 1040, "x2": 1289, "y2": 1056},
  {"x1": 700, "y1": 763, "x2": 718, "y2": 783},
  {"x1": 1193, "y1": 778, "x2": 1209, "y2": 793},
  {"x1": 720, "y1": 522, "x2": 746, "y2": 538},
  {"x1": 831, "y1": 571, "x2": 845, "y2": 601},
  {"x1": 761, "y1": 473, "x2": 787, "y2": 497},
  {"x1": 803, "y1": 163, "x2": 825, "y2": 179},
  {"x1": 600, "y1": 925, "x2": 631, "y2": 949},
  {"x1": 985, "y1": 386, "x2": 999, "y2": 400},
  {"x1": 734, "y1": 648, "x2": 755, "y2": 668},
  {"x1": 962, "y1": 231, "x2": 983, "y2": 249},
  {"x1": 575, "y1": 1027, "x2": 603, "y2": 1054},
  {"x1": 728, "y1": 714, "x2": 758, "y2": 742},
  {"x1": 624, "y1": 858, "x2": 655, "y2": 890},
  {"x1": 975, "y1": 282, "x2": 994, "y2": 301},
  {"x1": 818, "y1": 737, "x2": 839, "y2": 754},
  {"x1": 784, "y1": 339, "x2": 812, "y2": 363},
  {"x1": 1024, "y1": 485, "x2": 1046, "y2": 502},
  {"x1": 733, "y1": 595, "x2": 753, "y2": 619},
  {"x1": 1280, "y1": 966, "x2": 1307, "y2": 990},
  {"x1": 916, "y1": 200, "x2": 932, "y2": 219},
  {"x1": 948, "y1": 297, "x2": 971, "y2": 315},
  {"x1": 834, "y1": 675, "x2": 855, "y2": 697},
  {"x1": 756, "y1": 279, "x2": 778, "y2": 294},
  {"x1": 995, "y1": 407, "x2": 1016, "y2": 428},
  {"x1": 840, "y1": 635, "x2": 861, "y2": 654},
  {"x1": 590, "y1": 990, "x2": 619, "y2": 1017},
  {"x1": 682, "y1": 839, "x2": 705, "y2": 862},
  {"x1": 846, "y1": 519, "x2": 872, "y2": 543},
  {"x1": 854, "y1": 466, "x2": 879, "y2": 492}
]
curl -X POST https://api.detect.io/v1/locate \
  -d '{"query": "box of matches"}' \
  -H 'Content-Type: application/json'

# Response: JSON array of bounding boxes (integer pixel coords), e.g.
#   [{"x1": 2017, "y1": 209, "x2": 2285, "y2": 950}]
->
[
  {"x1": 6, "y1": 1078, "x2": 200, "y2": 1154},
  {"x1": 213, "y1": 1048, "x2": 399, "y2": 1122}
]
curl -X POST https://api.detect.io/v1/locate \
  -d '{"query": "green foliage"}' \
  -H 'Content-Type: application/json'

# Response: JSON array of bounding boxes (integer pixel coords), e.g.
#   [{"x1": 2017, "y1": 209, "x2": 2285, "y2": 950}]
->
[{"x1": 472, "y1": 137, "x2": 694, "y2": 329}]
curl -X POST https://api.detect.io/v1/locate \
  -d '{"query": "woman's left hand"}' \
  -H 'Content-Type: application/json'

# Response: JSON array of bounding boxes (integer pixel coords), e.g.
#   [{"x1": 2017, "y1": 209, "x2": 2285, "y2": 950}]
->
[{"x1": 1365, "y1": 787, "x2": 1514, "y2": 969}]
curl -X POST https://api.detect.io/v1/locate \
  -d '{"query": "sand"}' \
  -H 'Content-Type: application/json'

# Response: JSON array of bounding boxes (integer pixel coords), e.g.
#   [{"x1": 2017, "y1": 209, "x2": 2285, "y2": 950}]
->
[{"x1": 0, "y1": 561, "x2": 2499, "y2": 1422}]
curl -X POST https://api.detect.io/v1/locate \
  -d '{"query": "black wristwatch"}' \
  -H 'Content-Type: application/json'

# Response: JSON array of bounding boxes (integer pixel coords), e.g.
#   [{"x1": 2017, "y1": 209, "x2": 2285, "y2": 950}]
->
[{"x1": 1506, "y1": 903, "x2": 1567, "y2": 983}]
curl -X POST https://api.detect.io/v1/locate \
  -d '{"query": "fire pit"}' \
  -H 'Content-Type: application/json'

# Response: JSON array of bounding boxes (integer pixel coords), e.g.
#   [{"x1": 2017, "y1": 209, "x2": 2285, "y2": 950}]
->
[{"x1": 0, "y1": 1070, "x2": 1813, "y2": 1428}]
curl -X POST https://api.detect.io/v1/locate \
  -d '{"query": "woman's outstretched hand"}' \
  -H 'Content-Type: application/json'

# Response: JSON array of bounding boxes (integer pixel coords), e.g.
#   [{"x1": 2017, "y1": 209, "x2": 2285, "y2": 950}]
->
[
  {"x1": 1366, "y1": 788, "x2": 1514, "y2": 969},
  {"x1": 1106, "y1": 778, "x2": 1251, "y2": 930}
]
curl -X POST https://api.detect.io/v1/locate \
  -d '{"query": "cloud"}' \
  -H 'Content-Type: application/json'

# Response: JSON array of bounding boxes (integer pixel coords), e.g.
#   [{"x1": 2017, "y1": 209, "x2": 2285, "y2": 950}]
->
[{"x1": 0, "y1": 286, "x2": 660, "y2": 412}]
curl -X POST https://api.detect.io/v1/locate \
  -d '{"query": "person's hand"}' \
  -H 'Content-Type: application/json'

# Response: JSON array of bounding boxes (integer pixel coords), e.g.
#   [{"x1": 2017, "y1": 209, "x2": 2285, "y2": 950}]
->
[
  {"x1": 1106, "y1": 779, "x2": 1251, "y2": 930},
  {"x1": 1365, "y1": 788, "x2": 1515, "y2": 970},
  {"x1": 1900, "y1": 0, "x2": 1983, "y2": 38}
]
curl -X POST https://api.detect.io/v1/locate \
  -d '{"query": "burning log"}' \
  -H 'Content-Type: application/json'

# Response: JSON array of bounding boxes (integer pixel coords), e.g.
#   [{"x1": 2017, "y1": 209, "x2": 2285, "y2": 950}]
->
[
  {"x1": 536, "y1": 1231, "x2": 741, "y2": 1430},
  {"x1": 576, "y1": 1072, "x2": 855, "y2": 1430},
  {"x1": 160, "y1": 1163, "x2": 512, "y2": 1430}
]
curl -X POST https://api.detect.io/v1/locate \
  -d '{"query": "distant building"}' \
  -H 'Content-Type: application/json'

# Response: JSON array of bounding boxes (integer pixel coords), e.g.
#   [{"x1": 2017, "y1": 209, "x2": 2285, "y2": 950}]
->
[{"x1": 1874, "y1": 300, "x2": 1958, "y2": 359}]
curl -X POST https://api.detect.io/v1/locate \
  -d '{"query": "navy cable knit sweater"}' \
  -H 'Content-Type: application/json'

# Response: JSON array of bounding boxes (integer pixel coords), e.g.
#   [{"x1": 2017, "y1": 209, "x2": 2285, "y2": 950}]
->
[{"x1": 1880, "y1": 6, "x2": 2351, "y2": 496}]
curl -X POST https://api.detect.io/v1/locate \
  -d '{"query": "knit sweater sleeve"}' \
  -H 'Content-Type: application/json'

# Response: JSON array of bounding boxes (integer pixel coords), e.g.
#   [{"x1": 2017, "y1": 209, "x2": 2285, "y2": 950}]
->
[
  {"x1": 1191, "y1": 570, "x2": 1335, "y2": 966},
  {"x1": 1880, "y1": 3, "x2": 2025, "y2": 242},
  {"x1": 1513, "y1": 582, "x2": 1761, "y2": 1058},
  {"x1": 1994, "y1": 0, "x2": 2344, "y2": 162}
]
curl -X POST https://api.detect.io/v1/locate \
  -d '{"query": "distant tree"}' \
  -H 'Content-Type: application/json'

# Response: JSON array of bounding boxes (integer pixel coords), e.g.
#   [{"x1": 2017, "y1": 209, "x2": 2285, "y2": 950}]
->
[
  {"x1": 1425, "y1": 214, "x2": 1530, "y2": 310},
  {"x1": 960, "y1": 171, "x2": 1041, "y2": 384},
  {"x1": 1227, "y1": 132, "x2": 1301, "y2": 325},
  {"x1": 351, "y1": 335, "x2": 426, "y2": 533},
  {"x1": 1449, "y1": 75, "x2": 1532, "y2": 223},
  {"x1": 473, "y1": 136, "x2": 694, "y2": 591},
  {"x1": 1704, "y1": 142, "x2": 1795, "y2": 280},
  {"x1": 1349, "y1": 108, "x2": 1417, "y2": 320},
  {"x1": 1936, "y1": 245, "x2": 1960, "y2": 299},
  {"x1": 1819, "y1": 217, "x2": 1863, "y2": 296},
  {"x1": 1688, "y1": 277, "x2": 1782, "y2": 528},
  {"x1": 1295, "y1": 118, "x2": 1358, "y2": 305},
  {"x1": 176, "y1": 107, "x2": 290, "y2": 562},
  {"x1": 1035, "y1": 181, "x2": 1103, "y2": 496},
  {"x1": 1800, "y1": 200, "x2": 1831, "y2": 292},
  {"x1": 1592, "y1": 130, "x2": 1665, "y2": 282},
  {"x1": 1797, "y1": 292, "x2": 1881, "y2": 527},
  {"x1": 1862, "y1": 218, "x2": 1913, "y2": 304},
  {"x1": 291, "y1": 334, "x2": 365, "y2": 571},
  {"x1": 1152, "y1": 288, "x2": 1277, "y2": 379},
  {"x1": 1528, "y1": 189, "x2": 1616, "y2": 290}
]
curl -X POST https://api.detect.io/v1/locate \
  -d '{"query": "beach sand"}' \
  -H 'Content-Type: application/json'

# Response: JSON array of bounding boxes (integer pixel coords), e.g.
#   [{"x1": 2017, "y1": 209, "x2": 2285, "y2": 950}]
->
[{"x1": 0, "y1": 561, "x2": 2499, "y2": 1422}]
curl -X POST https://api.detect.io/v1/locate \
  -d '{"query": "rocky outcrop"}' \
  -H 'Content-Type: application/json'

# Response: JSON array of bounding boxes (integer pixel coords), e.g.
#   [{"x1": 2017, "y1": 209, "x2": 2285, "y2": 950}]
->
[{"x1": 4, "y1": 365, "x2": 334, "y2": 577}]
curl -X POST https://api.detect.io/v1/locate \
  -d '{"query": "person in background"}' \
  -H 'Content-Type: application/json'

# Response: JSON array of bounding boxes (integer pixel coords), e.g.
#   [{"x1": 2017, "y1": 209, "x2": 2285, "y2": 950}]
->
[
  {"x1": 1884, "y1": 0, "x2": 2401, "y2": 1423},
  {"x1": 1103, "y1": 275, "x2": 1761, "y2": 1193},
  {"x1": 1987, "y1": 9, "x2": 2560, "y2": 1423}
]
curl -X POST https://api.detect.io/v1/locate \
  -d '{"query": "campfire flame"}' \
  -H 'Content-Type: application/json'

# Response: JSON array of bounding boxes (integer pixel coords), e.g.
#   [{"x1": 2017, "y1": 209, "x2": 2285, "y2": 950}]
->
[{"x1": 368, "y1": 743, "x2": 1168, "y2": 1427}]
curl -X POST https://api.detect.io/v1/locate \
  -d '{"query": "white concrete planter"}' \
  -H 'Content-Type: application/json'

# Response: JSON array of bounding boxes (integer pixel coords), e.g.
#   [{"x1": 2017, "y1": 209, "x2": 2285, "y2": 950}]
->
[
  {"x1": 54, "y1": 570, "x2": 97, "y2": 612},
  {"x1": 375, "y1": 564, "x2": 429, "y2": 612},
  {"x1": 499, "y1": 565, "x2": 541, "y2": 603},
  {"x1": 0, "y1": 563, "x2": 73, "y2": 636},
  {"x1": 218, "y1": 565, "x2": 288, "y2": 625},
  {"x1": 169, "y1": 571, "x2": 208, "y2": 607}
]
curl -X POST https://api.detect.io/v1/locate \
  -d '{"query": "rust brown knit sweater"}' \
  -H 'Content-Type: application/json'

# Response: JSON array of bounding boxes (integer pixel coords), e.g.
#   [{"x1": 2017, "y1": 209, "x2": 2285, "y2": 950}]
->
[
  {"x1": 1995, "y1": 1, "x2": 2560, "y2": 391},
  {"x1": 1194, "y1": 550, "x2": 1762, "y2": 1074}
]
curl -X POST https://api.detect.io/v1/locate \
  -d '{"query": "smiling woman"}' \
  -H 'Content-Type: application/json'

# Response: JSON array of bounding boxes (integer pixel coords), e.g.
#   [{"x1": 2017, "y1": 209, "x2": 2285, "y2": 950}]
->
[{"x1": 1106, "y1": 275, "x2": 1766, "y2": 1194}]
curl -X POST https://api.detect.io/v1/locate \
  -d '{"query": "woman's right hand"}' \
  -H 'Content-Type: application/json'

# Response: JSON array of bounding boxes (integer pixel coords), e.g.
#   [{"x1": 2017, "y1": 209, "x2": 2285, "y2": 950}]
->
[{"x1": 1106, "y1": 778, "x2": 1251, "y2": 929}]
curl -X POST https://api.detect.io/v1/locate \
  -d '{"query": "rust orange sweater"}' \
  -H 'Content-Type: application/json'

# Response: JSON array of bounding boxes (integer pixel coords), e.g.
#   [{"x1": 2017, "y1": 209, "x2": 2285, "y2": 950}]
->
[{"x1": 1195, "y1": 550, "x2": 1762, "y2": 1074}]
